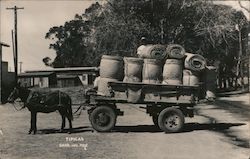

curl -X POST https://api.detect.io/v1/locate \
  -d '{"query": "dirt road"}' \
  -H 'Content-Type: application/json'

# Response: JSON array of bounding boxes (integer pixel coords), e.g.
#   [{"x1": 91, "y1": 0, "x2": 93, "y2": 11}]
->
[{"x1": 0, "y1": 97, "x2": 249, "y2": 159}]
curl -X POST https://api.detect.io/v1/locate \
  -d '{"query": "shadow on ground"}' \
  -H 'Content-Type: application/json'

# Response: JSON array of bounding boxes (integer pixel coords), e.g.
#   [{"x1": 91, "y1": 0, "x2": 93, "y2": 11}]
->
[
  {"x1": 214, "y1": 100, "x2": 250, "y2": 121},
  {"x1": 184, "y1": 122, "x2": 245, "y2": 132},
  {"x1": 38, "y1": 126, "x2": 93, "y2": 134},
  {"x1": 113, "y1": 122, "x2": 245, "y2": 133},
  {"x1": 217, "y1": 90, "x2": 248, "y2": 97},
  {"x1": 196, "y1": 106, "x2": 250, "y2": 149},
  {"x1": 113, "y1": 125, "x2": 161, "y2": 133},
  {"x1": 114, "y1": 122, "x2": 249, "y2": 148}
]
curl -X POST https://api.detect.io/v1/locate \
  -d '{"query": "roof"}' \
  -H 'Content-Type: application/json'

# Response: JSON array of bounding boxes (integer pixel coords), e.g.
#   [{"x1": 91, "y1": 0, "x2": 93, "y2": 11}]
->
[
  {"x1": 57, "y1": 75, "x2": 78, "y2": 79},
  {"x1": 26, "y1": 67, "x2": 99, "y2": 73},
  {"x1": 18, "y1": 72, "x2": 55, "y2": 77}
]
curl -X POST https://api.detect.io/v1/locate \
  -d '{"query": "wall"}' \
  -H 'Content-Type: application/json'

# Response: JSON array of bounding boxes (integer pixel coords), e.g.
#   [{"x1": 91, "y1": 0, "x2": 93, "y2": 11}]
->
[
  {"x1": 1, "y1": 61, "x2": 15, "y2": 103},
  {"x1": 57, "y1": 79, "x2": 76, "y2": 88},
  {"x1": 34, "y1": 77, "x2": 49, "y2": 88}
]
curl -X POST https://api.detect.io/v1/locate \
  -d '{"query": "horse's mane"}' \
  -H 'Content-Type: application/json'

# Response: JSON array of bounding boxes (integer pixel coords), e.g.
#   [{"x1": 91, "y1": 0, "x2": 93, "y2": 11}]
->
[{"x1": 17, "y1": 86, "x2": 32, "y2": 102}]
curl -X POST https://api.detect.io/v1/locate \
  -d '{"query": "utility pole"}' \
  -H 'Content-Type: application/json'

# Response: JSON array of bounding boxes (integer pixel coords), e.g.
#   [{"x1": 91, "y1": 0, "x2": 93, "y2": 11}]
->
[
  {"x1": 19, "y1": 61, "x2": 23, "y2": 73},
  {"x1": 6, "y1": 6, "x2": 24, "y2": 84}
]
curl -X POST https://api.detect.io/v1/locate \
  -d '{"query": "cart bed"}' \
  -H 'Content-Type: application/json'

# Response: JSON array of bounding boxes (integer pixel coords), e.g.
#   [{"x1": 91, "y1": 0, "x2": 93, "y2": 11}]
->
[{"x1": 91, "y1": 81, "x2": 200, "y2": 105}]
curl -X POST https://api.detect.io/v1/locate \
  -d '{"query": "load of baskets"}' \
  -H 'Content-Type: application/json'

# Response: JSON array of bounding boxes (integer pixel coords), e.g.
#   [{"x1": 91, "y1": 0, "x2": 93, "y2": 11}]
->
[{"x1": 97, "y1": 44, "x2": 216, "y2": 100}]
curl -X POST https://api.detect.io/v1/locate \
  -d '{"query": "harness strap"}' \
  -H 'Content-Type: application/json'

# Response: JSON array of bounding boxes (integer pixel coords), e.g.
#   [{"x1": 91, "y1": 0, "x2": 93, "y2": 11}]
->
[
  {"x1": 58, "y1": 91, "x2": 62, "y2": 106},
  {"x1": 26, "y1": 91, "x2": 34, "y2": 104}
]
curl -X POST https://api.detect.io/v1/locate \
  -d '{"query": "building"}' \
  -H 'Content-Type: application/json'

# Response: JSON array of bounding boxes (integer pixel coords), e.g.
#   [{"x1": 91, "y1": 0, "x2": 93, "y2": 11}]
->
[
  {"x1": 2, "y1": 61, "x2": 15, "y2": 86},
  {"x1": 18, "y1": 72, "x2": 57, "y2": 88},
  {"x1": 57, "y1": 74, "x2": 81, "y2": 87},
  {"x1": 1, "y1": 61, "x2": 15, "y2": 103},
  {"x1": 0, "y1": 42, "x2": 11, "y2": 103},
  {"x1": 18, "y1": 67, "x2": 98, "y2": 88}
]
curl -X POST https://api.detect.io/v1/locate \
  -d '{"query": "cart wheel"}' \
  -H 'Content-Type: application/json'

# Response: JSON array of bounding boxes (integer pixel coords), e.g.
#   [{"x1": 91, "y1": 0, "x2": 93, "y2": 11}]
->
[
  {"x1": 152, "y1": 115, "x2": 159, "y2": 128},
  {"x1": 158, "y1": 107, "x2": 184, "y2": 133},
  {"x1": 90, "y1": 106, "x2": 116, "y2": 132}
]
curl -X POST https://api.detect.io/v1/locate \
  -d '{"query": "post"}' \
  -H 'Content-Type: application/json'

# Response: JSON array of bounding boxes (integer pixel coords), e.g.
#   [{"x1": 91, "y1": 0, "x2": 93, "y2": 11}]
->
[
  {"x1": 6, "y1": 6, "x2": 24, "y2": 84},
  {"x1": 235, "y1": 24, "x2": 244, "y2": 90},
  {"x1": 160, "y1": 19, "x2": 165, "y2": 44},
  {"x1": 239, "y1": 28, "x2": 243, "y2": 88},
  {"x1": 0, "y1": 45, "x2": 2, "y2": 103},
  {"x1": 19, "y1": 61, "x2": 23, "y2": 73},
  {"x1": 14, "y1": 6, "x2": 18, "y2": 83}
]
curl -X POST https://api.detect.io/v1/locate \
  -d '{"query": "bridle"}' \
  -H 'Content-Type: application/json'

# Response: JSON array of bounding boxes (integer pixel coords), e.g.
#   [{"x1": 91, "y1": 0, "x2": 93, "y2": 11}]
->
[{"x1": 9, "y1": 88, "x2": 26, "y2": 111}]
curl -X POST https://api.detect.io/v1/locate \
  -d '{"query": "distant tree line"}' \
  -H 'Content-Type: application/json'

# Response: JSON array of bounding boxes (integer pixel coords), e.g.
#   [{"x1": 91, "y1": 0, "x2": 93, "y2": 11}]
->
[{"x1": 44, "y1": 0, "x2": 248, "y2": 70}]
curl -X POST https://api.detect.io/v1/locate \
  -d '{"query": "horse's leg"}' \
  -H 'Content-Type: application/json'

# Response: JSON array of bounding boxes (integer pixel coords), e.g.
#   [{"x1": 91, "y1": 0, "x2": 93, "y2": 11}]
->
[
  {"x1": 60, "y1": 112, "x2": 66, "y2": 132},
  {"x1": 66, "y1": 113, "x2": 72, "y2": 134},
  {"x1": 67, "y1": 117, "x2": 72, "y2": 134},
  {"x1": 29, "y1": 111, "x2": 37, "y2": 134},
  {"x1": 29, "y1": 111, "x2": 33, "y2": 134},
  {"x1": 33, "y1": 112, "x2": 37, "y2": 134}
]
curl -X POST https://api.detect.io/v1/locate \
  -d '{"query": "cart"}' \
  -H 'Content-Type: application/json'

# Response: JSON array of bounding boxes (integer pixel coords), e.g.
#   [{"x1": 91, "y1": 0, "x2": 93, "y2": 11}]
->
[{"x1": 86, "y1": 81, "x2": 200, "y2": 133}]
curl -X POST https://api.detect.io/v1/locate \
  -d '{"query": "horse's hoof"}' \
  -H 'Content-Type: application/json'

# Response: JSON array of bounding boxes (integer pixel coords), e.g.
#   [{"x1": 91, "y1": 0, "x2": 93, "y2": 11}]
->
[
  {"x1": 32, "y1": 131, "x2": 37, "y2": 135},
  {"x1": 28, "y1": 130, "x2": 32, "y2": 134}
]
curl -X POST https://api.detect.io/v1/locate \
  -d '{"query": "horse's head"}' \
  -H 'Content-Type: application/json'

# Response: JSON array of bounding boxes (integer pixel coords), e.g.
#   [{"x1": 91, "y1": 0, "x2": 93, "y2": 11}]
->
[
  {"x1": 7, "y1": 87, "x2": 20, "y2": 103},
  {"x1": 7, "y1": 83, "x2": 29, "y2": 103}
]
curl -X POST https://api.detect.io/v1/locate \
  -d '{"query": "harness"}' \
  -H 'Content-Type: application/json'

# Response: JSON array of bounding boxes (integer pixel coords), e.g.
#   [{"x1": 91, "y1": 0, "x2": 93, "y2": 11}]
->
[
  {"x1": 58, "y1": 91, "x2": 62, "y2": 106},
  {"x1": 26, "y1": 91, "x2": 63, "y2": 107}
]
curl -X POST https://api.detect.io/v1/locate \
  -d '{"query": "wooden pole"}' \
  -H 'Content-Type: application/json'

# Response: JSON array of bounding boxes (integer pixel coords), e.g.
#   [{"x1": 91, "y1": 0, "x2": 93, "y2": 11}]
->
[
  {"x1": 19, "y1": 61, "x2": 23, "y2": 73},
  {"x1": 6, "y1": 6, "x2": 24, "y2": 84},
  {"x1": 0, "y1": 45, "x2": 2, "y2": 103}
]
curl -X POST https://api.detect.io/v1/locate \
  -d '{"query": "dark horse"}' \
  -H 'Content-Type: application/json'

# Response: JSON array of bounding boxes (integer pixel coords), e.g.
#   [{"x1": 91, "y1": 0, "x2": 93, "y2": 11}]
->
[{"x1": 7, "y1": 85, "x2": 73, "y2": 134}]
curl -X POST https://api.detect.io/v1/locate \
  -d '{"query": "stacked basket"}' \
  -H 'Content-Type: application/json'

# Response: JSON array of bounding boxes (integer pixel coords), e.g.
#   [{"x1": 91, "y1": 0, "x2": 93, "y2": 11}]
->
[
  {"x1": 97, "y1": 43, "x2": 216, "y2": 101},
  {"x1": 98, "y1": 55, "x2": 124, "y2": 96},
  {"x1": 162, "y1": 44, "x2": 185, "y2": 85},
  {"x1": 183, "y1": 53, "x2": 206, "y2": 86}
]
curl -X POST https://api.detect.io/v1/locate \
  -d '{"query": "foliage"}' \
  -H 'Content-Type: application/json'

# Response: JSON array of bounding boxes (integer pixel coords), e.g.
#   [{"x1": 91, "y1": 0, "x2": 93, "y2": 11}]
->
[
  {"x1": 45, "y1": 15, "x2": 93, "y2": 67},
  {"x1": 45, "y1": 0, "x2": 248, "y2": 68}
]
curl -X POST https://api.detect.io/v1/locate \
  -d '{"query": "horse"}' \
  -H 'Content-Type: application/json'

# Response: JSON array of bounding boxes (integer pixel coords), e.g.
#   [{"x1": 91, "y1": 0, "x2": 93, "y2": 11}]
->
[{"x1": 7, "y1": 84, "x2": 73, "y2": 134}]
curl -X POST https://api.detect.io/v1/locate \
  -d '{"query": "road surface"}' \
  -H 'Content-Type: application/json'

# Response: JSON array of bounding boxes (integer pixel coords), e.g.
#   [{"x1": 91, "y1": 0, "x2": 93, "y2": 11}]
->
[{"x1": 0, "y1": 95, "x2": 249, "y2": 159}]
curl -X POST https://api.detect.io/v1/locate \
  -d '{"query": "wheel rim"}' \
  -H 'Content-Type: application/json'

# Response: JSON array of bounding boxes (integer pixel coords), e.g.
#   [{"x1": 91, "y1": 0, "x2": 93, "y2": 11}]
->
[
  {"x1": 94, "y1": 112, "x2": 111, "y2": 127},
  {"x1": 164, "y1": 113, "x2": 181, "y2": 130}
]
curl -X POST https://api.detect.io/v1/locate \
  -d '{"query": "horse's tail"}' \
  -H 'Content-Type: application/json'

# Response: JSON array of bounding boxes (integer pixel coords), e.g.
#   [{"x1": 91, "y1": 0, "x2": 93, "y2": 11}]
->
[{"x1": 68, "y1": 97, "x2": 73, "y2": 121}]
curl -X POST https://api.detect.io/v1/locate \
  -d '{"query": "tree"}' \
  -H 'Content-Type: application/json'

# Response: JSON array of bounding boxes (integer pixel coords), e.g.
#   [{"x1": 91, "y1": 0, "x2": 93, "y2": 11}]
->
[
  {"x1": 45, "y1": 0, "x2": 248, "y2": 68},
  {"x1": 45, "y1": 14, "x2": 93, "y2": 67}
]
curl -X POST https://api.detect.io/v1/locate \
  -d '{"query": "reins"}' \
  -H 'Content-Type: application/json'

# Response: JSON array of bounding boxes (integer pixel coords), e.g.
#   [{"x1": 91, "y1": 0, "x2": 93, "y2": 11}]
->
[
  {"x1": 11, "y1": 99, "x2": 25, "y2": 111},
  {"x1": 72, "y1": 103, "x2": 86, "y2": 118},
  {"x1": 58, "y1": 91, "x2": 62, "y2": 106},
  {"x1": 11, "y1": 89, "x2": 33, "y2": 111}
]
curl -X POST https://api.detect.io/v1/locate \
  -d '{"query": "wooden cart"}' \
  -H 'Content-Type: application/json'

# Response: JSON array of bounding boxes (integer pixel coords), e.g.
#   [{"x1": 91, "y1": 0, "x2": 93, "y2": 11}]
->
[{"x1": 86, "y1": 81, "x2": 200, "y2": 133}]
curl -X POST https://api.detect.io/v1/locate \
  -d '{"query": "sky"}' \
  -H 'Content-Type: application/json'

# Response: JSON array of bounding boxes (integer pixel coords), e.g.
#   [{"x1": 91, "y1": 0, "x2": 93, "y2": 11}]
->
[
  {"x1": 0, "y1": 0, "x2": 96, "y2": 72},
  {"x1": 0, "y1": 0, "x2": 249, "y2": 72}
]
